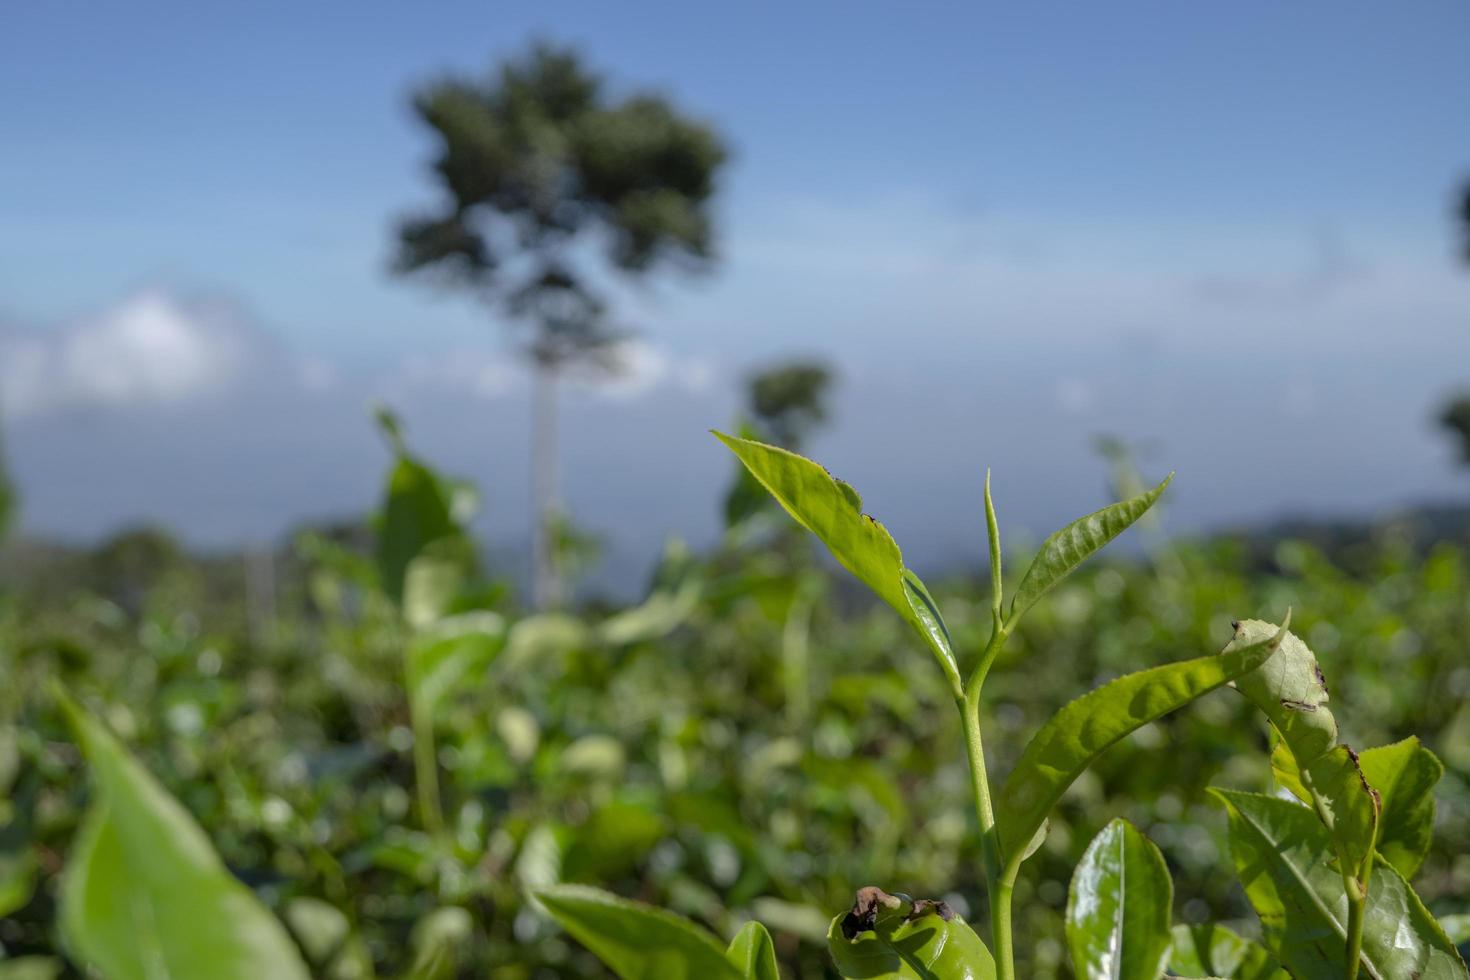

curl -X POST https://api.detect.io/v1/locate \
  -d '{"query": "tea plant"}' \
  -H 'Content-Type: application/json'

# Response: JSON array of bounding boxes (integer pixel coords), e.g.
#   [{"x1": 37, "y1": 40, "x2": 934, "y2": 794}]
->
[
  {"x1": 11, "y1": 427, "x2": 1469, "y2": 978},
  {"x1": 536, "y1": 433, "x2": 1469, "y2": 979}
]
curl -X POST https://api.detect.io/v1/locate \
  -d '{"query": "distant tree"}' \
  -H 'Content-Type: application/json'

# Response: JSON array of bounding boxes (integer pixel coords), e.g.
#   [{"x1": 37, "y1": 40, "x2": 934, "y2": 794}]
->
[
  {"x1": 1459, "y1": 180, "x2": 1470, "y2": 263},
  {"x1": 1439, "y1": 396, "x2": 1470, "y2": 464},
  {"x1": 0, "y1": 425, "x2": 14, "y2": 546},
  {"x1": 724, "y1": 360, "x2": 834, "y2": 528},
  {"x1": 393, "y1": 43, "x2": 728, "y2": 608},
  {"x1": 748, "y1": 362, "x2": 833, "y2": 450},
  {"x1": 1438, "y1": 180, "x2": 1470, "y2": 464}
]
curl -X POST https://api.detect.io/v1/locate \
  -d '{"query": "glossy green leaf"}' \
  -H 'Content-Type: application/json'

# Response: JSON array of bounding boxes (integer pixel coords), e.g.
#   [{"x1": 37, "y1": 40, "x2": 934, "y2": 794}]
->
[
  {"x1": 827, "y1": 887, "x2": 996, "y2": 979},
  {"x1": 1358, "y1": 737, "x2": 1443, "y2": 880},
  {"x1": 714, "y1": 432, "x2": 960, "y2": 694},
  {"x1": 1167, "y1": 923, "x2": 1286, "y2": 979},
  {"x1": 994, "y1": 622, "x2": 1287, "y2": 862},
  {"x1": 57, "y1": 693, "x2": 310, "y2": 980},
  {"x1": 1225, "y1": 620, "x2": 1336, "y2": 767},
  {"x1": 536, "y1": 884, "x2": 743, "y2": 980},
  {"x1": 1066, "y1": 819, "x2": 1172, "y2": 980},
  {"x1": 1213, "y1": 789, "x2": 1468, "y2": 980},
  {"x1": 727, "y1": 921, "x2": 780, "y2": 980},
  {"x1": 1007, "y1": 474, "x2": 1171, "y2": 626}
]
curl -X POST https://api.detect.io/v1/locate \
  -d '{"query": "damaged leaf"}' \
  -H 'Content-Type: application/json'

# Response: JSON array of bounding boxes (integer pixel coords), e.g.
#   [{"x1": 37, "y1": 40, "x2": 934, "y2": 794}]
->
[{"x1": 828, "y1": 886, "x2": 996, "y2": 979}]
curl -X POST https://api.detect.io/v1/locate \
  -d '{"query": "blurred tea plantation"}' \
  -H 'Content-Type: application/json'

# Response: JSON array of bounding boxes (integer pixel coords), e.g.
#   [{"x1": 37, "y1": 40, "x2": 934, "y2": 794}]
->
[{"x1": 2, "y1": 417, "x2": 1468, "y2": 979}]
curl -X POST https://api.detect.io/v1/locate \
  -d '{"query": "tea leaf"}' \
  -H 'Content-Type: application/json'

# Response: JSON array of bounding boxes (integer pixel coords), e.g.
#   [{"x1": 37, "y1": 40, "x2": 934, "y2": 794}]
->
[
  {"x1": 377, "y1": 450, "x2": 463, "y2": 606},
  {"x1": 1268, "y1": 742, "x2": 1379, "y2": 890},
  {"x1": 1168, "y1": 923, "x2": 1287, "y2": 978},
  {"x1": 726, "y1": 921, "x2": 780, "y2": 980},
  {"x1": 1007, "y1": 474, "x2": 1171, "y2": 626},
  {"x1": 1225, "y1": 620, "x2": 1336, "y2": 767},
  {"x1": 537, "y1": 884, "x2": 743, "y2": 980},
  {"x1": 1212, "y1": 789, "x2": 1468, "y2": 980},
  {"x1": 827, "y1": 887, "x2": 996, "y2": 980},
  {"x1": 57, "y1": 693, "x2": 310, "y2": 980},
  {"x1": 1358, "y1": 737, "x2": 1443, "y2": 880},
  {"x1": 406, "y1": 611, "x2": 506, "y2": 715},
  {"x1": 1065, "y1": 819, "x2": 1172, "y2": 980},
  {"x1": 994, "y1": 622, "x2": 1287, "y2": 862},
  {"x1": 714, "y1": 432, "x2": 961, "y2": 695}
]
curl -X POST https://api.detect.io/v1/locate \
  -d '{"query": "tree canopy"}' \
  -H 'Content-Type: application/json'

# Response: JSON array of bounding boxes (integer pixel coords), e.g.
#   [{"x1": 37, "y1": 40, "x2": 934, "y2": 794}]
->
[{"x1": 395, "y1": 42, "x2": 729, "y2": 369}]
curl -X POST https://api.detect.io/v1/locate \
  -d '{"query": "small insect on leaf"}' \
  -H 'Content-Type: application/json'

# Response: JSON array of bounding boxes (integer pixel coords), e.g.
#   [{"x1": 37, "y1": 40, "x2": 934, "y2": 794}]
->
[{"x1": 828, "y1": 886, "x2": 996, "y2": 980}]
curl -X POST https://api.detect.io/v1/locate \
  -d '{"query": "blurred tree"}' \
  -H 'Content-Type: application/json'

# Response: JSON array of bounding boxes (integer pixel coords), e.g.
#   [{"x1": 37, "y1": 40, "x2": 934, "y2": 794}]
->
[
  {"x1": 393, "y1": 42, "x2": 728, "y2": 608},
  {"x1": 724, "y1": 361, "x2": 834, "y2": 528},
  {"x1": 1459, "y1": 179, "x2": 1470, "y2": 263},
  {"x1": 0, "y1": 425, "x2": 13, "y2": 546},
  {"x1": 1438, "y1": 180, "x2": 1470, "y2": 464},
  {"x1": 748, "y1": 361, "x2": 833, "y2": 450},
  {"x1": 1438, "y1": 397, "x2": 1470, "y2": 465}
]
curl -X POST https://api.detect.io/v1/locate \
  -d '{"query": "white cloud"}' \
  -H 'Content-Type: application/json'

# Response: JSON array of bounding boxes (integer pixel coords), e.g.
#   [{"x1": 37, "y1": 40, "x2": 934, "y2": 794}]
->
[
  {"x1": 0, "y1": 289, "x2": 267, "y2": 418},
  {"x1": 389, "y1": 338, "x2": 716, "y2": 403}
]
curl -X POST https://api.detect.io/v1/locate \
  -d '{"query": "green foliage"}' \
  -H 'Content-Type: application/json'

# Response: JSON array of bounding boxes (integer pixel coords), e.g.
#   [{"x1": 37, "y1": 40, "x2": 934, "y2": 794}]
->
[
  {"x1": 1007, "y1": 475, "x2": 1171, "y2": 627},
  {"x1": 55, "y1": 692, "x2": 309, "y2": 980},
  {"x1": 994, "y1": 624, "x2": 1286, "y2": 863},
  {"x1": 1213, "y1": 790, "x2": 1466, "y2": 979},
  {"x1": 2, "y1": 427, "x2": 1465, "y2": 980},
  {"x1": 1065, "y1": 820, "x2": 1171, "y2": 980},
  {"x1": 725, "y1": 921, "x2": 780, "y2": 980},
  {"x1": 375, "y1": 413, "x2": 471, "y2": 607},
  {"x1": 1358, "y1": 736, "x2": 1443, "y2": 879},
  {"x1": 537, "y1": 884, "x2": 744, "y2": 980},
  {"x1": 1167, "y1": 923, "x2": 1285, "y2": 979},
  {"x1": 715, "y1": 430, "x2": 960, "y2": 695},
  {"x1": 827, "y1": 887, "x2": 996, "y2": 979}
]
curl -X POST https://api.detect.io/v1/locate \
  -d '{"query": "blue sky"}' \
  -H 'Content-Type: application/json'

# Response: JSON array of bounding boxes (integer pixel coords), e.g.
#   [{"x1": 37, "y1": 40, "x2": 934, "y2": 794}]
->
[{"x1": 3, "y1": 2, "x2": 1469, "y2": 586}]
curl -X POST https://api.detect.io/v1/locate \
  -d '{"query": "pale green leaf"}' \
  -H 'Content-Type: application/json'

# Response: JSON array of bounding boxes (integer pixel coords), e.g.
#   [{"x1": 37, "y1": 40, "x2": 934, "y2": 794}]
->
[
  {"x1": 713, "y1": 432, "x2": 960, "y2": 694},
  {"x1": 1441, "y1": 913, "x2": 1470, "y2": 943},
  {"x1": 1358, "y1": 737, "x2": 1442, "y2": 880},
  {"x1": 994, "y1": 623, "x2": 1287, "y2": 862},
  {"x1": 57, "y1": 693, "x2": 310, "y2": 980},
  {"x1": 726, "y1": 921, "x2": 780, "y2": 980},
  {"x1": 1167, "y1": 923, "x2": 1286, "y2": 979},
  {"x1": 406, "y1": 907, "x2": 474, "y2": 980},
  {"x1": 827, "y1": 887, "x2": 995, "y2": 979},
  {"x1": 1213, "y1": 789, "x2": 1468, "y2": 980},
  {"x1": 1007, "y1": 475, "x2": 1171, "y2": 626},
  {"x1": 599, "y1": 577, "x2": 701, "y2": 645},
  {"x1": 406, "y1": 612, "x2": 505, "y2": 716},
  {"x1": 1224, "y1": 620, "x2": 1336, "y2": 767},
  {"x1": 536, "y1": 884, "x2": 742, "y2": 980},
  {"x1": 402, "y1": 552, "x2": 465, "y2": 630},
  {"x1": 1066, "y1": 819, "x2": 1172, "y2": 980}
]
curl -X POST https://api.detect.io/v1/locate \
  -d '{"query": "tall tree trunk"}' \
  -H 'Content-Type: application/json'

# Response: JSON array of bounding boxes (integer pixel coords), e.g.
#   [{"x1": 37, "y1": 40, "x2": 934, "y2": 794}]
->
[{"x1": 530, "y1": 361, "x2": 561, "y2": 609}]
